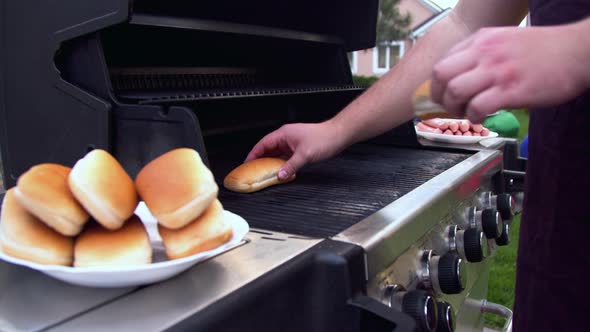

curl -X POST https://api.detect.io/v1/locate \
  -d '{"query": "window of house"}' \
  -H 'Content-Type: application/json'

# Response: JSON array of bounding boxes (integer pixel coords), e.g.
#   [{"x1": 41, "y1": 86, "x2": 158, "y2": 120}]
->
[
  {"x1": 347, "y1": 51, "x2": 358, "y2": 74},
  {"x1": 372, "y1": 41, "x2": 405, "y2": 74}
]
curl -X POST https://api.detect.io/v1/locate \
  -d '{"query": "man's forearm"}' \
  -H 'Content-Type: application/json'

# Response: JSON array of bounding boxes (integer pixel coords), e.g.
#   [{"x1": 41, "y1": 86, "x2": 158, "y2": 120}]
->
[
  {"x1": 328, "y1": 12, "x2": 473, "y2": 146},
  {"x1": 328, "y1": 0, "x2": 528, "y2": 146}
]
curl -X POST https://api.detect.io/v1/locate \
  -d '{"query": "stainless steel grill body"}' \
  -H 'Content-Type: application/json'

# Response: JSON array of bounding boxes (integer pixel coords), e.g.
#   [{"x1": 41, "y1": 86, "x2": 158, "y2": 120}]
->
[{"x1": 0, "y1": 1, "x2": 523, "y2": 331}]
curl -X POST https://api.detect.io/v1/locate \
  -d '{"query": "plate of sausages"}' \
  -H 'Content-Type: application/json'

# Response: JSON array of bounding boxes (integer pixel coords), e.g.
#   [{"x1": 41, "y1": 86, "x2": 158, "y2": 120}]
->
[{"x1": 415, "y1": 118, "x2": 498, "y2": 144}]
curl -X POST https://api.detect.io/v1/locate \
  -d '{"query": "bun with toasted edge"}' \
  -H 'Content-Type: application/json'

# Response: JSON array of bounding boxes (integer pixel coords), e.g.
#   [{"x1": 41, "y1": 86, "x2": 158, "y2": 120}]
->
[
  {"x1": 0, "y1": 189, "x2": 74, "y2": 266},
  {"x1": 69, "y1": 149, "x2": 139, "y2": 230},
  {"x1": 73, "y1": 215, "x2": 152, "y2": 268},
  {"x1": 158, "y1": 200, "x2": 232, "y2": 260},
  {"x1": 14, "y1": 163, "x2": 89, "y2": 236},
  {"x1": 135, "y1": 148, "x2": 218, "y2": 229},
  {"x1": 223, "y1": 158, "x2": 296, "y2": 193}
]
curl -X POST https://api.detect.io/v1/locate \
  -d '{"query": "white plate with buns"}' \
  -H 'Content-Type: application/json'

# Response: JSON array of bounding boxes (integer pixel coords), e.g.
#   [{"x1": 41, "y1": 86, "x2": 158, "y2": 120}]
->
[{"x1": 0, "y1": 202, "x2": 249, "y2": 288}]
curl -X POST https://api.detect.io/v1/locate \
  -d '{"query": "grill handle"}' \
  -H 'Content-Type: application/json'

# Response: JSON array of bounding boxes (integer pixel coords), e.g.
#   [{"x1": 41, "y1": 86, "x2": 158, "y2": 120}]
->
[
  {"x1": 466, "y1": 298, "x2": 513, "y2": 332},
  {"x1": 348, "y1": 295, "x2": 416, "y2": 332}
]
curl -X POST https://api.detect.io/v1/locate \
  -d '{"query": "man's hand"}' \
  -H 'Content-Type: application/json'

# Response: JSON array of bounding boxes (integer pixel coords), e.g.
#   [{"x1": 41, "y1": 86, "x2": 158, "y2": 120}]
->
[
  {"x1": 431, "y1": 20, "x2": 590, "y2": 123},
  {"x1": 245, "y1": 121, "x2": 347, "y2": 180}
]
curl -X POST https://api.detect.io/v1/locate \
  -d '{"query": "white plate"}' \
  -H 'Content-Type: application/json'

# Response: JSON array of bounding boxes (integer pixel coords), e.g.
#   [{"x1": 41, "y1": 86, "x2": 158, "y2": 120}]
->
[
  {"x1": 0, "y1": 203, "x2": 249, "y2": 288},
  {"x1": 415, "y1": 119, "x2": 498, "y2": 144}
]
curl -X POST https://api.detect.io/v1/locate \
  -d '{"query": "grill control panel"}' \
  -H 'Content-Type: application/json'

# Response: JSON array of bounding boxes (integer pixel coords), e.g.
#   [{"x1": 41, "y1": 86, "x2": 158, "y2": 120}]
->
[{"x1": 371, "y1": 190, "x2": 520, "y2": 332}]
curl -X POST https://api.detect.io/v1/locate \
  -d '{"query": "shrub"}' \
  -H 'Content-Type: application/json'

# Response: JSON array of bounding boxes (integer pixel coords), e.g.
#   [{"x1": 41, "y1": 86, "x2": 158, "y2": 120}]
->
[{"x1": 352, "y1": 75, "x2": 380, "y2": 87}]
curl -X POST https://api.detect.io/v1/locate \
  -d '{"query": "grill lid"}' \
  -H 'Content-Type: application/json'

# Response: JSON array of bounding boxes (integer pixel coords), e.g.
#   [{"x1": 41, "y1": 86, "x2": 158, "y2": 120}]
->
[{"x1": 132, "y1": 0, "x2": 379, "y2": 51}]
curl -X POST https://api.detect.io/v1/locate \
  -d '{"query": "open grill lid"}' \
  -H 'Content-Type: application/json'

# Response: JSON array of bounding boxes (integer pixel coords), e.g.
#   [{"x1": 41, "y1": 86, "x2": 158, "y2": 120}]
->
[{"x1": 132, "y1": 0, "x2": 379, "y2": 51}]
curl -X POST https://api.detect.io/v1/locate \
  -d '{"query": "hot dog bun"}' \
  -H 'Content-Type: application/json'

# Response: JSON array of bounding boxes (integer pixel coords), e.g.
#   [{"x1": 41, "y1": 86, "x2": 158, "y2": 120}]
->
[
  {"x1": 73, "y1": 215, "x2": 152, "y2": 268},
  {"x1": 0, "y1": 189, "x2": 74, "y2": 266},
  {"x1": 69, "y1": 149, "x2": 138, "y2": 230},
  {"x1": 158, "y1": 200, "x2": 232, "y2": 260},
  {"x1": 14, "y1": 164, "x2": 89, "y2": 236},
  {"x1": 135, "y1": 148, "x2": 218, "y2": 229},
  {"x1": 224, "y1": 158, "x2": 295, "y2": 193}
]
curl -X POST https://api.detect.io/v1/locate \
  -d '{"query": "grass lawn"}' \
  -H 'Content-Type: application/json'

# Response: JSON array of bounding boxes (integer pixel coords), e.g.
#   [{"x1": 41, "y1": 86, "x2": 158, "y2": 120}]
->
[
  {"x1": 484, "y1": 109, "x2": 528, "y2": 329},
  {"x1": 484, "y1": 217, "x2": 520, "y2": 328}
]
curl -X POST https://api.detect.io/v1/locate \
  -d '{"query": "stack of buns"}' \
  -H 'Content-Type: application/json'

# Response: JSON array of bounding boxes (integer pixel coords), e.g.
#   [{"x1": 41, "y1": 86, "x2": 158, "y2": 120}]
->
[
  {"x1": 0, "y1": 147, "x2": 234, "y2": 267},
  {"x1": 69, "y1": 150, "x2": 147, "y2": 268},
  {"x1": 136, "y1": 148, "x2": 232, "y2": 260},
  {"x1": 0, "y1": 188, "x2": 74, "y2": 266}
]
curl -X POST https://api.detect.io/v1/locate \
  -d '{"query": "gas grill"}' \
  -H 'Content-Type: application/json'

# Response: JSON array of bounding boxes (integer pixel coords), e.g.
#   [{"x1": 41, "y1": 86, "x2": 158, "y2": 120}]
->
[{"x1": 0, "y1": 1, "x2": 525, "y2": 331}]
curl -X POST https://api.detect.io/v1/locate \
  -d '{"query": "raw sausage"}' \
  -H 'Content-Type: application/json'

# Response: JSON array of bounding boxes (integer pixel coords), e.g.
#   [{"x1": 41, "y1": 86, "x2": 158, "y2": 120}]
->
[
  {"x1": 423, "y1": 119, "x2": 449, "y2": 130},
  {"x1": 416, "y1": 122, "x2": 443, "y2": 134},
  {"x1": 471, "y1": 124, "x2": 484, "y2": 133},
  {"x1": 459, "y1": 121, "x2": 471, "y2": 133}
]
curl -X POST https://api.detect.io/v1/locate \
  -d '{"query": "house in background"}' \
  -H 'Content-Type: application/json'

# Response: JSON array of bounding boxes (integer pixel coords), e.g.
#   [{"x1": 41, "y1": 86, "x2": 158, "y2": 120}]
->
[{"x1": 349, "y1": 0, "x2": 451, "y2": 77}]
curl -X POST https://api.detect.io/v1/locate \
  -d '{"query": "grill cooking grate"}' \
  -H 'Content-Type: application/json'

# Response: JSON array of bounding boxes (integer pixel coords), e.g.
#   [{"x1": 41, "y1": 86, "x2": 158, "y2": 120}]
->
[
  {"x1": 210, "y1": 144, "x2": 469, "y2": 238},
  {"x1": 118, "y1": 85, "x2": 365, "y2": 104}
]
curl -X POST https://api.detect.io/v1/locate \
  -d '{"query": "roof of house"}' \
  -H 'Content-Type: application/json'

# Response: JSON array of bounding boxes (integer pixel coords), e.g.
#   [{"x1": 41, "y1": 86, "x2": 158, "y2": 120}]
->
[
  {"x1": 410, "y1": 7, "x2": 451, "y2": 38},
  {"x1": 417, "y1": 0, "x2": 444, "y2": 13}
]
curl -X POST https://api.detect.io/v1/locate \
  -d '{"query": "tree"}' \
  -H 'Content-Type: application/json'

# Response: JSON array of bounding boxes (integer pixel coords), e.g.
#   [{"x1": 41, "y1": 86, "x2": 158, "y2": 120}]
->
[{"x1": 376, "y1": 0, "x2": 412, "y2": 43}]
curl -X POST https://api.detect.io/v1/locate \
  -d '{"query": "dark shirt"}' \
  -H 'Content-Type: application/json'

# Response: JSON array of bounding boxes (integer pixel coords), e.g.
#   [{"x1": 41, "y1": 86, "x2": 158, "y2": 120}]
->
[{"x1": 514, "y1": 1, "x2": 590, "y2": 330}]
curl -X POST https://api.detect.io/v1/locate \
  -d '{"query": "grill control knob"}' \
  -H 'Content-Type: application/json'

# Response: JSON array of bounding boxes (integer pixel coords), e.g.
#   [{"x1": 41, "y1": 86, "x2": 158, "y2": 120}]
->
[
  {"x1": 448, "y1": 225, "x2": 488, "y2": 263},
  {"x1": 402, "y1": 290, "x2": 438, "y2": 332},
  {"x1": 419, "y1": 251, "x2": 467, "y2": 295},
  {"x1": 463, "y1": 228, "x2": 487, "y2": 262},
  {"x1": 479, "y1": 192, "x2": 517, "y2": 221},
  {"x1": 437, "y1": 301, "x2": 456, "y2": 332},
  {"x1": 437, "y1": 253, "x2": 467, "y2": 294},
  {"x1": 496, "y1": 223, "x2": 510, "y2": 246},
  {"x1": 513, "y1": 192, "x2": 524, "y2": 215},
  {"x1": 495, "y1": 193, "x2": 515, "y2": 221},
  {"x1": 478, "y1": 191, "x2": 494, "y2": 209},
  {"x1": 480, "y1": 208, "x2": 503, "y2": 239},
  {"x1": 382, "y1": 285, "x2": 438, "y2": 332}
]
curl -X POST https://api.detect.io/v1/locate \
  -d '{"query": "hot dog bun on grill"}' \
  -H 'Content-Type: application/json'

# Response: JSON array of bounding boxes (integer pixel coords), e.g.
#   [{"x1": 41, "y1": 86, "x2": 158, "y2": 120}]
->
[
  {"x1": 14, "y1": 163, "x2": 89, "y2": 236},
  {"x1": 158, "y1": 200, "x2": 232, "y2": 260},
  {"x1": 73, "y1": 215, "x2": 152, "y2": 268},
  {"x1": 0, "y1": 189, "x2": 74, "y2": 266},
  {"x1": 69, "y1": 149, "x2": 139, "y2": 230},
  {"x1": 135, "y1": 148, "x2": 218, "y2": 229},
  {"x1": 224, "y1": 158, "x2": 295, "y2": 193}
]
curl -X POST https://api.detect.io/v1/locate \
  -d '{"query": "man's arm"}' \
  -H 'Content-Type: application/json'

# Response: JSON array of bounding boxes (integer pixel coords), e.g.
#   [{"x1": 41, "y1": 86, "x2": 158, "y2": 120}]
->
[
  {"x1": 247, "y1": 0, "x2": 529, "y2": 179},
  {"x1": 330, "y1": 0, "x2": 529, "y2": 146}
]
